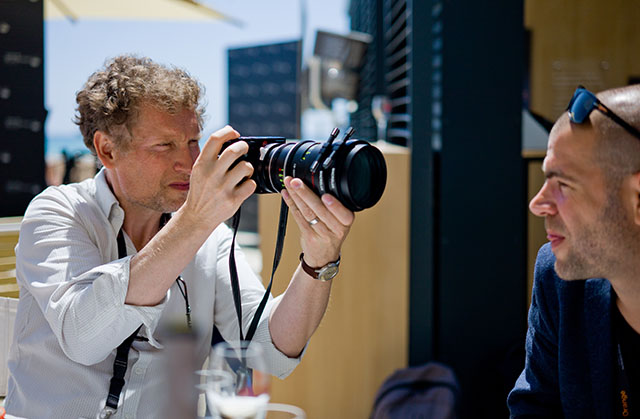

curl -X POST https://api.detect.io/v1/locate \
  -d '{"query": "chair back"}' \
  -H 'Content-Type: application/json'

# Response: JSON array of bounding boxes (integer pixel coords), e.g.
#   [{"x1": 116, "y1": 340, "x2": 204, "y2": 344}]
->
[
  {"x1": 0, "y1": 296, "x2": 18, "y2": 397},
  {"x1": 0, "y1": 217, "x2": 20, "y2": 298}
]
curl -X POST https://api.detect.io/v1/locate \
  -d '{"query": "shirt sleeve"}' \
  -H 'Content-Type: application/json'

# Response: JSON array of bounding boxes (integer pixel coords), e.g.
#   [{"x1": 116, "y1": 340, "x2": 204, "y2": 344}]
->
[
  {"x1": 15, "y1": 188, "x2": 166, "y2": 366},
  {"x1": 507, "y1": 244, "x2": 563, "y2": 417},
  {"x1": 210, "y1": 224, "x2": 303, "y2": 379}
]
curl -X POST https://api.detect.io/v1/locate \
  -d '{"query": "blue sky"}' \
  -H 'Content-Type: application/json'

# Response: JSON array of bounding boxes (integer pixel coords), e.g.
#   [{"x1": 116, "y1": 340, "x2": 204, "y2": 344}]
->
[{"x1": 45, "y1": 0, "x2": 349, "y2": 143}]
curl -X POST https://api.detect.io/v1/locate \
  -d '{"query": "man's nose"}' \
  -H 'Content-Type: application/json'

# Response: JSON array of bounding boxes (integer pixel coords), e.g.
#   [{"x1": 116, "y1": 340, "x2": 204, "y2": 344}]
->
[
  {"x1": 175, "y1": 144, "x2": 199, "y2": 173},
  {"x1": 529, "y1": 181, "x2": 556, "y2": 217}
]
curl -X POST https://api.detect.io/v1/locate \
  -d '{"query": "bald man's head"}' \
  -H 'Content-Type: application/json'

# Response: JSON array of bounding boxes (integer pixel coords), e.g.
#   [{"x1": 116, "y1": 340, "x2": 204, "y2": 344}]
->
[{"x1": 553, "y1": 85, "x2": 640, "y2": 189}]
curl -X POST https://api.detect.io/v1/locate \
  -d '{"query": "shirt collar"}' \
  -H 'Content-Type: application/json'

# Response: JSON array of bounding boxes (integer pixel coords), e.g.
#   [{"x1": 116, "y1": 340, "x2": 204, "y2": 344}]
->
[{"x1": 93, "y1": 168, "x2": 125, "y2": 233}]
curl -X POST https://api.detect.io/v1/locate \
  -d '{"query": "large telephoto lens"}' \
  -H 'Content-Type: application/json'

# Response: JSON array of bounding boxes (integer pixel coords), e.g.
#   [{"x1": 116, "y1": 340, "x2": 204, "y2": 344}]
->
[
  {"x1": 232, "y1": 135, "x2": 387, "y2": 212},
  {"x1": 266, "y1": 140, "x2": 386, "y2": 212}
]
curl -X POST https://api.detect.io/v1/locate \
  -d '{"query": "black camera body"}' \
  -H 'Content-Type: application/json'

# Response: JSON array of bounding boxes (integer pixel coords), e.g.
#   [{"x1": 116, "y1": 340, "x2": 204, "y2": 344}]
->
[
  {"x1": 221, "y1": 129, "x2": 386, "y2": 212},
  {"x1": 221, "y1": 136, "x2": 286, "y2": 194}
]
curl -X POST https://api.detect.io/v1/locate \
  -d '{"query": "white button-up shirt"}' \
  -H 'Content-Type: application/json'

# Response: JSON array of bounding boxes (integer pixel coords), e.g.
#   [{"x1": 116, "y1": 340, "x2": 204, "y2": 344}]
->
[{"x1": 5, "y1": 169, "x2": 299, "y2": 419}]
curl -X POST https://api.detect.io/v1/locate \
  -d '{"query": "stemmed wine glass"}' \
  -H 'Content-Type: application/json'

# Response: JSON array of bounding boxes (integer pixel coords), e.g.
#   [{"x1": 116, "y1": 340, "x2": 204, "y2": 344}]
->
[{"x1": 205, "y1": 341, "x2": 271, "y2": 419}]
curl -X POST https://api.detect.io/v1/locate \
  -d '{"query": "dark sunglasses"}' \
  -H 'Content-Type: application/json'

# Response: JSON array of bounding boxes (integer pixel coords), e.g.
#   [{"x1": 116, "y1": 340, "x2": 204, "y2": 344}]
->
[{"x1": 567, "y1": 86, "x2": 640, "y2": 140}]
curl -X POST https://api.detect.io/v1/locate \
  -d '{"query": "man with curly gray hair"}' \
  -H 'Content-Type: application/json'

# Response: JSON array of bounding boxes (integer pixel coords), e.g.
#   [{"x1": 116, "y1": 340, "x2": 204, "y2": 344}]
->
[
  {"x1": 75, "y1": 55, "x2": 206, "y2": 155},
  {"x1": 5, "y1": 55, "x2": 355, "y2": 418}
]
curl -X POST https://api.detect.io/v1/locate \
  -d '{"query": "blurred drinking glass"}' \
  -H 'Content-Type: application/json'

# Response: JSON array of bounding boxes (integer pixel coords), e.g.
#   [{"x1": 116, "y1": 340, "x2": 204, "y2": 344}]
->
[
  {"x1": 207, "y1": 341, "x2": 271, "y2": 419},
  {"x1": 264, "y1": 403, "x2": 306, "y2": 419}
]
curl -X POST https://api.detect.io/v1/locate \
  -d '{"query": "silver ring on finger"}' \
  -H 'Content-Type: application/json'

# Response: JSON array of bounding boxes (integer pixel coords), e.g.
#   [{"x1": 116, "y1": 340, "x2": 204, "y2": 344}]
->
[{"x1": 308, "y1": 218, "x2": 319, "y2": 226}]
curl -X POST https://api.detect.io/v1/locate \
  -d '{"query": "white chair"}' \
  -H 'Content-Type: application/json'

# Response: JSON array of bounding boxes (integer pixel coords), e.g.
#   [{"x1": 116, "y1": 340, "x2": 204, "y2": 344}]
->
[
  {"x1": 0, "y1": 218, "x2": 20, "y2": 400},
  {"x1": 0, "y1": 296, "x2": 18, "y2": 397}
]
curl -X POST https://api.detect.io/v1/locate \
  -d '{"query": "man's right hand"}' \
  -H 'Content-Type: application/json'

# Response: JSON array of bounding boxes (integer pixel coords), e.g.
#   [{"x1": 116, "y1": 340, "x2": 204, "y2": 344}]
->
[
  {"x1": 181, "y1": 125, "x2": 256, "y2": 229},
  {"x1": 128, "y1": 125, "x2": 255, "y2": 307}
]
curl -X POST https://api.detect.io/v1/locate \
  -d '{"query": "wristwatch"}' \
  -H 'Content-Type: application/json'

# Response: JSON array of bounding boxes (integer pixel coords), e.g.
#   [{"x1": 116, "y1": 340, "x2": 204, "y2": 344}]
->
[{"x1": 299, "y1": 253, "x2": 340, "y2": 282}]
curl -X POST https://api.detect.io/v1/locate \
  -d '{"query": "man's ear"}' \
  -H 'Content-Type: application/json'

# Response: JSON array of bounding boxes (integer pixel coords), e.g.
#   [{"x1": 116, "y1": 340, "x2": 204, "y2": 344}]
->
[
  {"x1": 94, "y1": 131, "x2": 116, "y2": 169},
  {"x1": 630, "y1": 172, "x2": 640, "y2": 226}
]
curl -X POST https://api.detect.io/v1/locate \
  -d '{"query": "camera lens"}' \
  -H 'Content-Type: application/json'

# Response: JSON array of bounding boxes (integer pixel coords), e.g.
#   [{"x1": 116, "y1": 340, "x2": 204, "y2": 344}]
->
[
  {"x1": 341, "y1": 144, "x2": 386, "y2": 211},
  {"x1": 231, "y1": 133, "x2": 387, "y2": 212},
  {"x1": 264, "y1": 140, "x2": 386, "y2": 212}
]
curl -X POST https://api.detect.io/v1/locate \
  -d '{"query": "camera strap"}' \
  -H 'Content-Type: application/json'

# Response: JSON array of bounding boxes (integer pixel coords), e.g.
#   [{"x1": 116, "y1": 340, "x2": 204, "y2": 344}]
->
[
  {"x1": 101, "y1": 214, "x2": 172, "y2": 418},
  {"x1": 101, "y1": 229, "x2": 143, "y2": 418},
  {"x1": 228, "y1": 198, "x2": 289, "y2": 342}
]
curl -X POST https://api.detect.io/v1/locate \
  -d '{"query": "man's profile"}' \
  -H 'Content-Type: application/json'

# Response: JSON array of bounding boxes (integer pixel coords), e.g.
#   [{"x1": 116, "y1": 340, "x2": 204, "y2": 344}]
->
[{"x1": 509, "y1": 85, "x2": 640, "y2": 418}]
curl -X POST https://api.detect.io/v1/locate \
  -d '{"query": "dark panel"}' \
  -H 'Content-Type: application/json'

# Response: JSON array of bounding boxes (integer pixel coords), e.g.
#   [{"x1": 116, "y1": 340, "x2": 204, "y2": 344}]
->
[
  {"x1": 349, "y1": 0, "x2": 385, "y2": 142},
  {"x1": 0, "y1": 63, "x2": 45, "y2": 106},
  {"x1": 383, "y1": 0, "x2": 410, "y2": 146},
  {"x1": 0, "y1": 108, "x2": 46, "y2": 135},
  {"x1": 352, "y1": 0, "x2": 527, "y2": 415},
  {"x1": 0, "y1": 134, "x2": 45, "y2": 217},
  {"x1": 405, "y1": 0, "x2": 436, "y2": 364},
  {"x1": 227, "y1": 40, "x2": 301, "y2": 233},
  {"x1": 0, "y1": 0, "x2": 45, "y2": 105},
  {"x1": 0, "y1": 0, "x2": 43, "y2": 47},
  {"x1": 437, "y1": 0, "x2": 526, "y2": 416},
  {"x1": 0, "y1": 0, "x2": 45, "y2": 217},
  {"x1": 228, "y1": 40, "x2": 301, "y2": 138}
]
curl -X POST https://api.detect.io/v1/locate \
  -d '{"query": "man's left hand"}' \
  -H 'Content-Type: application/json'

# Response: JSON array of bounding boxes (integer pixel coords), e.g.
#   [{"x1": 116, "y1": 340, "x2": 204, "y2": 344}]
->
[{"x1": 281, "y1": 176, "x2": 355, "y2": 268}]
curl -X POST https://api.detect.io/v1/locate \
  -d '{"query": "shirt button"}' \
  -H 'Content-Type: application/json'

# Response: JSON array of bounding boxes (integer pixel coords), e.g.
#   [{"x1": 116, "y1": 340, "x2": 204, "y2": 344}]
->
[{"x1": 134, "y1": 367, "x2": 144, "y2": 375}]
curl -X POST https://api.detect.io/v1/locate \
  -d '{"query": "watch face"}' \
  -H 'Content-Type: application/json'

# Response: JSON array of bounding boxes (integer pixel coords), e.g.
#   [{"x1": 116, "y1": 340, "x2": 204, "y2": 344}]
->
[{"x1": 318, "y1": 263, "x2": 339, "y2": 281}]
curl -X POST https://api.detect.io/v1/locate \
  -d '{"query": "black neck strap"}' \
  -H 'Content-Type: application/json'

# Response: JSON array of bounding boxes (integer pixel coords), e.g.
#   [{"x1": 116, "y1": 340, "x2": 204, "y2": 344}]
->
[
  {"x1": 101, "y1": 229, "x2": 142, "y2": 416},
  {"x1": 101, "y1": 214, "x2": 172, "y2": 417},
  {"x1": 228, "y1": 198, "x2": 289, "y2": 342},
  {"x1": 105, "y1": 322, "x2": 141, "y2": 413}
]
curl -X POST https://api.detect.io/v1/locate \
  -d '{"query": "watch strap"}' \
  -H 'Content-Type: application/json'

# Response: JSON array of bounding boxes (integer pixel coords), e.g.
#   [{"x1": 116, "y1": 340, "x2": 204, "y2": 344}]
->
[{"x1": 299, "y1": 253, "x2": 340, "y2": 279}]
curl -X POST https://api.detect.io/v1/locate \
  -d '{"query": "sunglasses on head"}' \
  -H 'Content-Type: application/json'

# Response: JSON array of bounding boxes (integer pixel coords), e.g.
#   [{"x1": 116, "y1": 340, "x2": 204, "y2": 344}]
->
[{"x1": 566, "y1": 86, "x2": 640, "y2": 140}]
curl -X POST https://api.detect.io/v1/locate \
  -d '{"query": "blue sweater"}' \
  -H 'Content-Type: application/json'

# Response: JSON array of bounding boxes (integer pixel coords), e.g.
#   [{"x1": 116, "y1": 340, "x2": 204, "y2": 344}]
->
[{"x1": 508, "y1": 243, "x2": 614, "y2": 418}]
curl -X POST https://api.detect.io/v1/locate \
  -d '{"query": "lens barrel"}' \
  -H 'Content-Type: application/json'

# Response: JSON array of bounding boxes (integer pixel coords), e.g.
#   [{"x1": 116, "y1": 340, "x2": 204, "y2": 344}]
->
[{"x1": 224, "y1": 134, "x2": 387, "y2": 212}]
